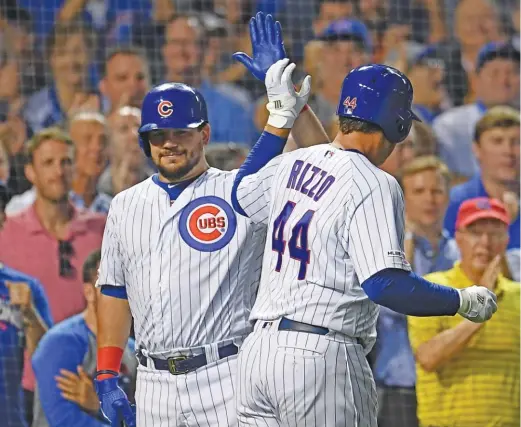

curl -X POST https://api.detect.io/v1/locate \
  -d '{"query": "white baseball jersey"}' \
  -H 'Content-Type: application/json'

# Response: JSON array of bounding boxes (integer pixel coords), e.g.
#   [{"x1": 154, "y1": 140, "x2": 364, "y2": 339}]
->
[
  {"x1": 236, "y1": 144, "x2": 411, "y2": 351},
  {"x1": 98, "y1": 168, "x2": 268, "y2": 426},
  {"x1": 98, "y1": 168, "x2": 265, "y2": 356}
]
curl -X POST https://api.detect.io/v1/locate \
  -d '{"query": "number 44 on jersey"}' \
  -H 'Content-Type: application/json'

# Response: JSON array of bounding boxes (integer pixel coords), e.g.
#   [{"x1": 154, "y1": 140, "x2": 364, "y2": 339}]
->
[{"x1": 272, "y1": 201, "x2": 315, "y2": 280}]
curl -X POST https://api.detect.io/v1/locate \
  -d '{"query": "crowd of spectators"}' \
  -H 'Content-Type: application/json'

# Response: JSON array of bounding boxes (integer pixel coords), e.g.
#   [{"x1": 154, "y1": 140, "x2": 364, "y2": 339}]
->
[{"x1": 0, "y1": 0, "x2": 519, "y2": 426}]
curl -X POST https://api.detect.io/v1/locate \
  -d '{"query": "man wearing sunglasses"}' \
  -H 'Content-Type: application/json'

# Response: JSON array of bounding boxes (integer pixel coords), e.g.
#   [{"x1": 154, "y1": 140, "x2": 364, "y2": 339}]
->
[{"x1": 0, "y1": 127, "x2": 106, "y2": 423}]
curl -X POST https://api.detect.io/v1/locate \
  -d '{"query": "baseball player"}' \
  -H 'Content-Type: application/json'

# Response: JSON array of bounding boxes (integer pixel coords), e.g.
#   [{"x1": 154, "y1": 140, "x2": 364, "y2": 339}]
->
[
  {"x1": 230, "y1": 64, "x2": 499, "y2": 426},
  {"x1": 93, "y1": 13, "x2": 323, "y2": 427}
]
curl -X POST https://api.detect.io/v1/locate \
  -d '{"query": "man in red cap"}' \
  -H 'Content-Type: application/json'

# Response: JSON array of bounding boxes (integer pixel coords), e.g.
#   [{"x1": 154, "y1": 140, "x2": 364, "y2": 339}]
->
[{"x1": 408, "y1": 197, "x2": 520, "y2": 427}]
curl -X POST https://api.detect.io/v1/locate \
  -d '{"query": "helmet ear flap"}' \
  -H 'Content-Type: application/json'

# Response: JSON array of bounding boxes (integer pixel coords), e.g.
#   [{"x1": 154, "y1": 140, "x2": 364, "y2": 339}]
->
[
  {"x1": 139, "y1": 134, "x2": 151, "y2": 157},
  {"x1": 391, "y1": 115, "x2": 412, "y2": 144}
]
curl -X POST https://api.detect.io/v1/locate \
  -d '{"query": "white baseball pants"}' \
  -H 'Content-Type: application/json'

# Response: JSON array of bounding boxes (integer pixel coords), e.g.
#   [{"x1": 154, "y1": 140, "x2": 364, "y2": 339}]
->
[
  {"x1": 135, "y1": 354, "x2": 238, "y2": 426},
  {"x1": 236, "y1": 319, "x2": 378, "y2": 427}
]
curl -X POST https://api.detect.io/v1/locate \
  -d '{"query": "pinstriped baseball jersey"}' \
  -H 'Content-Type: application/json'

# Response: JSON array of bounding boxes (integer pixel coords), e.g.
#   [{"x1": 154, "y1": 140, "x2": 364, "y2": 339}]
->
[
  {"x1": 97, "y1": 168, "x2": 266, "y2": 356},
  {"x1": 237, "y1": 144, "x2": 411, "y2": 351}
]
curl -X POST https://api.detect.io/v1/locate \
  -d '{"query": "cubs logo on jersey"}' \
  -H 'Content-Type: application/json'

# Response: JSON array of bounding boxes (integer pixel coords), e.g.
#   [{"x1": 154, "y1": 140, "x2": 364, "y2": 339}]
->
[{"x1": 179, "y1": 196, "x2": 237, "y2": 252}]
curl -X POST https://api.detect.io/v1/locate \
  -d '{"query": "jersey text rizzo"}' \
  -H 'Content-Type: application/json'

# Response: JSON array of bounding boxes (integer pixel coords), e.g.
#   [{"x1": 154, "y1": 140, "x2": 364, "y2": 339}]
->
[{"x1": 236, "y1": 144, "x2": 411, "y2": 352}]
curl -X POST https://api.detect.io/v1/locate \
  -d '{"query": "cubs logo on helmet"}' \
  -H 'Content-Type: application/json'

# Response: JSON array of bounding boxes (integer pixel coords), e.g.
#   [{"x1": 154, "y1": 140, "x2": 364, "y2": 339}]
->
[
  {"x1": 158, "y1": 100, "x2": 173, "y2": 118},
  {"x1": 179, "y1": 196, "x2": 237, "y2": 252}
]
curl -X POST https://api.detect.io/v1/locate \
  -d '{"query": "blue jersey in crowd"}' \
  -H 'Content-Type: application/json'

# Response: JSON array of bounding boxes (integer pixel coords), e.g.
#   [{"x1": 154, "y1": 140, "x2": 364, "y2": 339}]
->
[{"x1": 0, "y1": 263, "x2": 53, "y2": 427}]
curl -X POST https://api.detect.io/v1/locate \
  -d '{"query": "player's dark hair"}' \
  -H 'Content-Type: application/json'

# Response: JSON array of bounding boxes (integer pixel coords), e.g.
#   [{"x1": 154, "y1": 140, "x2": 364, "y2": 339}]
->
[
  {"x1": 83, "y1": 249, "x2": 101, "y2": 284},
  {"x1": 338, "y1": 116, "x2": 382, "y2": 136},
  {"x1": 101, "y1": 45, "x2": 149, "y2": 78}
]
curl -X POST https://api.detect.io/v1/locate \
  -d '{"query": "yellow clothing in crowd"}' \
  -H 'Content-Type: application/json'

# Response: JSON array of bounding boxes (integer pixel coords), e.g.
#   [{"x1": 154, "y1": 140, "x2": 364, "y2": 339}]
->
[{"x1": 408, "y1": 262, "x2": 520, "y2": 427}]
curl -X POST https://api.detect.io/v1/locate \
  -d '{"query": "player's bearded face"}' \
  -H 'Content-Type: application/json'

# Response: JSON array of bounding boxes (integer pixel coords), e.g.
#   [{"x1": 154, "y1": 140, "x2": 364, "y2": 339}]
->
[{"x1": 148, "y1": 128, "x2": 207, "y2": 181}]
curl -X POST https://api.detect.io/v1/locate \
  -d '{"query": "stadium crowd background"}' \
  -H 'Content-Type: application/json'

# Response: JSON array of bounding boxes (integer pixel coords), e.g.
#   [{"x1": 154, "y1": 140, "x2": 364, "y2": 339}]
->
[{"x1": 0, "y1": 0, "x2": 519, "y2": 426}]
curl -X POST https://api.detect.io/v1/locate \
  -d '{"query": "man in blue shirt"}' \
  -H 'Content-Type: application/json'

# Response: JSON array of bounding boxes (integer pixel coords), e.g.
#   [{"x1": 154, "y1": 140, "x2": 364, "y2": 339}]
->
[
  {"x1": 161, "y1": 13, "x2": 257, "y2": 146},
  {"x1": 32, "y1": 250, "x2": 137, "y2": 427},
  {"x1": 444, "y1": 106, "x2": 520, "y2": 253},
  {"x1": 0, "y1": 263, "x2": 53, "y2": 427},
  {"x1": 374, "y1": 156, "x2": 460, "y2": 427}
]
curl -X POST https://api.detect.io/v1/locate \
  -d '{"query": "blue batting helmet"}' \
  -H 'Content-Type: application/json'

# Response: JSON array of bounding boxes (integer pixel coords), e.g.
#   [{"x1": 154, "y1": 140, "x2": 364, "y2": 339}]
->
[
  {"x1": 138, "y1": 82, "x2": 208, "y2": 157},
  {"x1": 336, "y1": 64, "x2": 421, "y2": 144}
]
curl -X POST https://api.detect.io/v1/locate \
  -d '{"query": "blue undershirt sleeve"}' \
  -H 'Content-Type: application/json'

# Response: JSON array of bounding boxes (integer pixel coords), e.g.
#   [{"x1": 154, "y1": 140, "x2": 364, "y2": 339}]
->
[
  {"x1": 361, "y1": 268, "x2": 461, "y2": 316},
  {"x1": 231, "y1": 131, "x2": 287, "y2": 216},
  {"x1": 100, "y1": 285, "x2": 128, "y2": 299}
]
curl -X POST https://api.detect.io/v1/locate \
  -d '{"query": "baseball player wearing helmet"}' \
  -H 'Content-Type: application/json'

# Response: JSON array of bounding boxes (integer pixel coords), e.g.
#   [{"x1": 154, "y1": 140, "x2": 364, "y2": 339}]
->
[
  {"x1": 92, "y1": 13, "x2": 327, "y2": 427},
  {"x1": 230, "y1": 64, "x2": 498, "y2": 426}
]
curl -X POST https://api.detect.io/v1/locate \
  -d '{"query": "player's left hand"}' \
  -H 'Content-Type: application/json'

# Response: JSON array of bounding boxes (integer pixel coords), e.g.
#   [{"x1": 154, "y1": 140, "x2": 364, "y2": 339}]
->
[
  {"x1": 232, "y1": 11, "x2": 286, "y2": 81},
  {"x1": 95, "y1": 374, "x2": 136, "y2": 427},
  {"x1": 265, "y1": 58, "x2": 311, "y2": 129},
  {"x1": 457, "y1": 285, "x2": 498, "y2": 323}
]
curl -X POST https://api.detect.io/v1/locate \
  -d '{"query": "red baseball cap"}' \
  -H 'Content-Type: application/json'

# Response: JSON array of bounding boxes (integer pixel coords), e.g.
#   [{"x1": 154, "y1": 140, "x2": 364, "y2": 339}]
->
[{"x1": 456, "y1": 197, "x2": 510, "y2": 230}]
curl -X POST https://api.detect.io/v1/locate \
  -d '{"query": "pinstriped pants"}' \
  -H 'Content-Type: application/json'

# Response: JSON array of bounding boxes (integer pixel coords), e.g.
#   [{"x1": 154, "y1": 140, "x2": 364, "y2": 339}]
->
[
  {"x1": 236, "y1": 320, "x2": 378, "y2": 427},
  {"x1": 135, "y1": 355, "x2": 238, "y2": 427}
]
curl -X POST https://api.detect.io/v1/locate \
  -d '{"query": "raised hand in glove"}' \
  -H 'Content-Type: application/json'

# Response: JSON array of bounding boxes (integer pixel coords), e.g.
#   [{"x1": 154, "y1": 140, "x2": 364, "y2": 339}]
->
[
  {"x1": 233, "y1": 12, "x2": 286, "y2": 81},
  {"x1": 94, "y1": 372, "x2": 136, "y2": 427},
  {"x1": 265, "y1": 58, "x2": 311, "y2": 129},
  {"x1": 457, "y1": 286, "x2": 498, "y2": 323}
]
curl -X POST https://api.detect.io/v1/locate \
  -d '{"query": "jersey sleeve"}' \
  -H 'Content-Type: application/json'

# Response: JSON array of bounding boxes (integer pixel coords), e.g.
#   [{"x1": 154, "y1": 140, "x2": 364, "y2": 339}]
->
[
  {"x1": 97, "y1": 198, "x2": 126, "y2": 288},
  {"x1": 236, "y1": 155, "x2": 284, "y2": 225},
  {"x1": 345, "y1": 173, "x2": 411, "y2": 283}
]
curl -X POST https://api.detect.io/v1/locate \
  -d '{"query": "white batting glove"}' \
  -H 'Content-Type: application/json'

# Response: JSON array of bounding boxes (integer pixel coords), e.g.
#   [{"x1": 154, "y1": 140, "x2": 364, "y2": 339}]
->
[
  {"x1": 265, "y1": 58, "x2": 311, "y2": 129},
  {"x1": 457, "y1": 285, "x2": 498, "y2": 323}
]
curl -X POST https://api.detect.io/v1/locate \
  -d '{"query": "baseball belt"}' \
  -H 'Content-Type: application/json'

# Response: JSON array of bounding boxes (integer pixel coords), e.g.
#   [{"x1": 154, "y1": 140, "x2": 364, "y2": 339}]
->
[
  {"x1": 260, "y1": 317, "x2": 363, "y2": 345},
  {"x1": 137, "y1": 343, "x2": 238, "y2": 375},
  {"x1": 259, "y1": 317, "x2": 330, "y2": 335}
]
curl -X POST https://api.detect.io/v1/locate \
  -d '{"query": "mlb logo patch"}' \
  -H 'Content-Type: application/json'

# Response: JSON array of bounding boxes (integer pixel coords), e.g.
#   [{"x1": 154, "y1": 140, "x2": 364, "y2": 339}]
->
[{"x1": 324, "y1": 150, "x2": 335, "y2": 159}]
